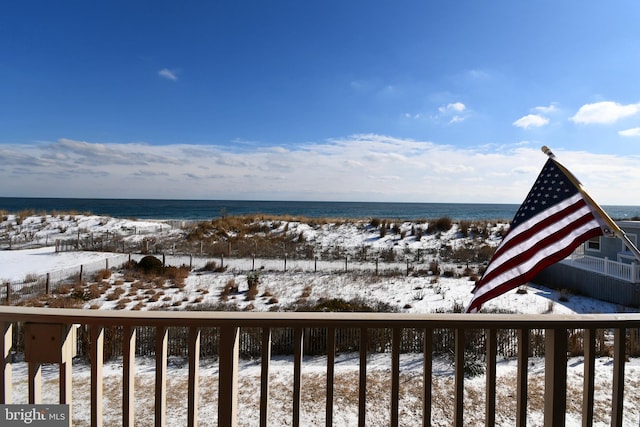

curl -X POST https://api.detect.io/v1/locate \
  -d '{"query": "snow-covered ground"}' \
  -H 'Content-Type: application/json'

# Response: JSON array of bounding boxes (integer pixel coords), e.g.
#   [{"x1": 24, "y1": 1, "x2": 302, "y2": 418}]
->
[{"x1": 2, "y1": 213, "x2": 640, "y2": 425}]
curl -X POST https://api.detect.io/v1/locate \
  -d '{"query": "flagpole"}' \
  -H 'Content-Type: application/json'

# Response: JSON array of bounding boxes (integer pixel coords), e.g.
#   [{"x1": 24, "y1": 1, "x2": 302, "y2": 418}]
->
[{"x1": 541, "y1": 146, "x2": 640, "y2": 262}]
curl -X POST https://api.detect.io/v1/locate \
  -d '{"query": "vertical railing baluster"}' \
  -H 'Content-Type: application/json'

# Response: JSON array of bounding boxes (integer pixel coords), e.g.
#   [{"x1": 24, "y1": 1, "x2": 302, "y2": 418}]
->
[
  {"x1": 544, "y1": 327, "x2": 567, "y2": 427},
  {"x1": 391, "y1": 327, "x2": 401, "y2": 427},
  {"x1": 454, "y1": 328, "x2": 465, "y2": 427},
  {"x1": 1, "y1": 322, "x2": 12, "y2": 404},
  {"x1": 611, "y1": 327, "x2": 626, "y2": 427},
  {"x1": 485, "y1": 328, "x2": 497, "y2": 427},
  {"x1": 123, "y1": 325, "x2": 136, "y2": 427},
  {"x1": 155, "y1": 326, "x2": 168, "y2": 427},
  {"x1": 28, "y1": 362, "x2": 41, "y2": 403},
  {"x1": 582, "y1": 328, "x2": 596, "y2": 427},
  {"x1": 423, "y1": 327, "x2": 432, "y2": 427},
  {"x1": 293, "y1": 327, "x2": 304, "y2": 427},
  {"x1": 326, "y1": 327, "x2": 336, "y2": 427},
  {"x1": 219, "y1": 326, "x2": 239, "y2": 427},
  {"x1": 60, "y1": 325, "x2": 73, "y2": 427},
  {"x1": 260, "y1": 327, "x2": 272, "y2": 427},
  {"x1": 91, "y1": 325, "x2": 104, "y2": 427},
  {"x1": 188, "y1": 327, "x2": 201, "y2": 427},
  {"x1": 358, "y1": 327, "x2": 368, "y2": 427},
  {"x1": 516, "y1": 328, "x2": 529, "y2": 427}
]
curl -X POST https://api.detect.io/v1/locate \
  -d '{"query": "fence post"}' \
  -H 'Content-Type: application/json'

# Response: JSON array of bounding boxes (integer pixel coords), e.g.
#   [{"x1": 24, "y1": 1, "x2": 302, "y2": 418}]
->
[
  {"x1": 106, "y1": 259, "x2": 109, "y2": 270},
  {"x1": 6, "y1": 283, "x2": 10, "y2": 304},
  {"x1": 632, "y1": 262, "x2": 638, "y2": 284},
  {"x1": 345, "y1": 256, "x2": 348, "y2": 272},
  {"x1": 162, "y1": 254, "x2": 166, "y2": 268},
  {"x1": 314, "y1": 257, "x2": 317, "y2": 273},
  {"x1": 220, "y1": 254, "x2": 224, "y2": 269},
  {"x1": 79, "y1": 265, "x2": 83, "y2": 283},
  {"x1": 604, "y1": 257, "x2": 609, "y2": 276},
  {"x1": 46, "y1": 273, "x2": 50, "y2": 295},
  {"x1": 190, "y1": 254, "x2": 193, "y2": 270}
]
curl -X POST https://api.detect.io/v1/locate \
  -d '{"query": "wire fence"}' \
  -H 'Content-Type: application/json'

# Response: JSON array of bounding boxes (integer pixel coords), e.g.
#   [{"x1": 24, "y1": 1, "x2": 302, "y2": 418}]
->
[{"x1": 1, "y1": 251, "x2": 451, "y2": 306}]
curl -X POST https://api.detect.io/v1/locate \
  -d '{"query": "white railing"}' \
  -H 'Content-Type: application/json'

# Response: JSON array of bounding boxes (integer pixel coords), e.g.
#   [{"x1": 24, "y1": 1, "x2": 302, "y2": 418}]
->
[
  {"x1": 0, "y1": 307, "x2": 638, "y2": 426},
  {"x1": 563, "y1": 253, "x2": 639, "y2": 283}
]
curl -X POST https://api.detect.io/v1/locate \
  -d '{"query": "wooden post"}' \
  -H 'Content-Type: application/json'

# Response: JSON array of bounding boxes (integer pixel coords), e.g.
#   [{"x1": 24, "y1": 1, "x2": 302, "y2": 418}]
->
[
  {"x1": 1, "y1": 322, "x2": 12, "y2": 404},
  {"x1": 79, "y1": 265, "x2": 83, "y2": 283},
  {"x1": 46, "y1": 273, "x2": 50, "y2": 295},
  {"x1": 6, "y1": 283, "x2": 9, "y2": 304},
  {"x1": 218, "y1": 326, "x2": 239, "y2": 426},
  {"x1": 544, "y1": 328, "x2": 568, "y2": 427}
]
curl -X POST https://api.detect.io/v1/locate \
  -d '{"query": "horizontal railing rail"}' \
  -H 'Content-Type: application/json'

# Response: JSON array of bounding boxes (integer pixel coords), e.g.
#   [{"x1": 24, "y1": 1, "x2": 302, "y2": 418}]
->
[
  {"x1": 563, "y1": 253, "x2": 639, "y2": 283},
  {"x1": 1, "y1": 307, "x2": 639, "y2": 426}
]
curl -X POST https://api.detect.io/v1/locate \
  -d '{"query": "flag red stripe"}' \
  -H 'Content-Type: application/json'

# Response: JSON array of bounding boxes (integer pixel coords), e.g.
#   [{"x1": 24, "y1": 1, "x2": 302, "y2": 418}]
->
[
  {"x1": 475, "y1": 200, "x2": 594, "y2": 293},
  {"x1": 487, "y1": 195, "x2": 589, "y2": 269},
  {"x1": 467, "y1": 226, "x2": 602, "y2": 312},
  {"x1": 467, "y1": 220, "x2": 602, "y2": 311},
  {"x1": 478, "y1": 211, "x2": 598, "y2": 286}
]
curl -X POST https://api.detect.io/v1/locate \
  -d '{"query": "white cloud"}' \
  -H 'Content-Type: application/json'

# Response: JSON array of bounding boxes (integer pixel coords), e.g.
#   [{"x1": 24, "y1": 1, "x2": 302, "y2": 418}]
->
[
  {"x1": 439, "y1": 102, "x2": 466, "y2": 113},
  {"x1": 513, "y1": 114, "x2": 550, "y2": 129},
  {"x1": 158, "y1": 68, "x2": 178, "y2": 81},
  {"x1": 570, "y1": 101, "x2": 640, "y2": 124},
  {"x1": 1, "y1": 136, "x2": 639, "y2": 204},
  {"x1": 533, "y1": 104, "x2": 558, "y2": 114},
  {"x1": 618, "y1": 127, "x2": 640, "y2": 137}
]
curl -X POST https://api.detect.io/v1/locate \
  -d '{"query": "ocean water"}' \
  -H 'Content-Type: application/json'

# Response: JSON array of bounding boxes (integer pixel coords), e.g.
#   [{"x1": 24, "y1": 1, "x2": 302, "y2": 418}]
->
[{"x1": 1, "y1": 197, "x2": 639, "y2": 222}]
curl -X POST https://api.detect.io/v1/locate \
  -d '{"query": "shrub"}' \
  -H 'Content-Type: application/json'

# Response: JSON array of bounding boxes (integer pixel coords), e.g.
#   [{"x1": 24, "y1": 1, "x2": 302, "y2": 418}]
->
[
  {"x1": 247, "y1": 272, "x2": 260, "y2": 290},
  {"x1": 137, "y1": 256, "x2": 163, "y2": 274},
  {"x1": 429, "y1": 261, "x2": 440, "y2": 275},
  {"x1": 296, "y1": 298, "x2": 396, "y2": 313},
  {"x1": 200, "y1": 261, "x2": 221, "y2": 272},
  {"x1": 94, "y1": 269, "x2": 112, "y2": 281},
  {"x1": 105, "y1": 287, "x2": 126, "y2": 301},
  {"x1": 434, "y1": 216, "x2": 453, "y2": 232}
]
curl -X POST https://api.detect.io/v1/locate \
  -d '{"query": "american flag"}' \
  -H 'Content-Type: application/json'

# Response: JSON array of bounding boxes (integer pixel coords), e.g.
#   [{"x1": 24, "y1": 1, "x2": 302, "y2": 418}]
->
[{"x1": 466, "y1": 158, "x2": 613, "y2": 313}]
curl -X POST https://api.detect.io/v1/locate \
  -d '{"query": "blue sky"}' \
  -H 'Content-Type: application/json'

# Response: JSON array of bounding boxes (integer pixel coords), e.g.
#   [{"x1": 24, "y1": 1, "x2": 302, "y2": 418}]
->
[{"x1": 2, "y1": 1, "x2": 640, "y2": 204}]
